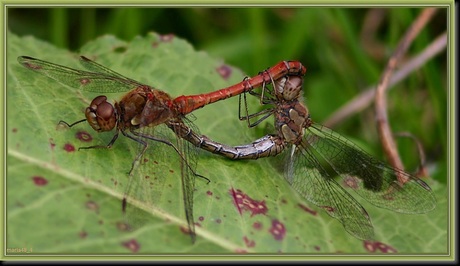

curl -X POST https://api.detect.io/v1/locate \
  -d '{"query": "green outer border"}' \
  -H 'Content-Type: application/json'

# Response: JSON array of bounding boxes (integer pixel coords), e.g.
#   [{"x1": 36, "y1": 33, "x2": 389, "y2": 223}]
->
[{"x1": 1, "y1": 1, "x2": 456, "y2": 262}]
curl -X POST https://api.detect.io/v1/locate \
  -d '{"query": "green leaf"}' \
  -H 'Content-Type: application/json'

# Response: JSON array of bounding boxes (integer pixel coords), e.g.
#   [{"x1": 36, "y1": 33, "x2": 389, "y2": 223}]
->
[{"x1": 6, "y1": 31, "x2": 448, "y2": 254}]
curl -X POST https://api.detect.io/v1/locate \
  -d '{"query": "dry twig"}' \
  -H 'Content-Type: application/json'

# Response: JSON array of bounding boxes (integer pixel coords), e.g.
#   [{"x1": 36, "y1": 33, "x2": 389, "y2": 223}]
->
[{"x1": 374, "y1": 8, "x2": 437, "y2": 183}]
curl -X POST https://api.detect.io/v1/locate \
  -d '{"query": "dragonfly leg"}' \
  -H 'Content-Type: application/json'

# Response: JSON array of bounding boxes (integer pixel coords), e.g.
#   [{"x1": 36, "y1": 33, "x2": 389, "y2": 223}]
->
[
  {"x1": 58, "y1": 119, "x2": 87, "y2": 128},
  {"x1": 129, "y1": 128, "x2": 209, "y2": 183}
]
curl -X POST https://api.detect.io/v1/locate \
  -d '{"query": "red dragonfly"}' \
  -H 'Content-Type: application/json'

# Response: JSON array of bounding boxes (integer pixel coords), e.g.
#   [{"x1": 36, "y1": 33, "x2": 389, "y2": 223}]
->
[
  {"x1": 178, "y1": 74, "x2": 437, "y2": 240},
  {"x1": 17, "y1": 55, "x2": 306, "y2": 242}
]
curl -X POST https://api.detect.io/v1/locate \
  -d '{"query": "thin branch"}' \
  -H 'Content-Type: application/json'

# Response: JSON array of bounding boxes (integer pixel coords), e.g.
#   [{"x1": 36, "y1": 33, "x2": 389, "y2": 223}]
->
[
  {"x1": 323, "y1": 31, "x2": 447, "y2": 128},
  {"x1": 393, "y1": 132, "x2": 428, "y2": 178},
  {"x1": 374, "y1": 7, "x2": 437, "y2": 183}
]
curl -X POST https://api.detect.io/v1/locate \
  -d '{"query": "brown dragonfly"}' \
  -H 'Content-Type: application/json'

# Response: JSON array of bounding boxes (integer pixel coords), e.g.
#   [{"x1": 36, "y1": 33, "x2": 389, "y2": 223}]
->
[{"x1": 17, "y1": 55, "x2": 306, "y2": 242}]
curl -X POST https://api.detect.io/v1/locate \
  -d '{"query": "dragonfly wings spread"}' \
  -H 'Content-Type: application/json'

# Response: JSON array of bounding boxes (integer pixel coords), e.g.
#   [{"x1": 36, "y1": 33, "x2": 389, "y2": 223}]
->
[
  {"x1": 18, "y1": 56, "x2": 143, "y2": 93},
  {"x1": 305, "y1": 123, "x2": 436, "y2": 214},
  {"x1": 286, "y1": 141, "x2": 375, "y2": 240}
]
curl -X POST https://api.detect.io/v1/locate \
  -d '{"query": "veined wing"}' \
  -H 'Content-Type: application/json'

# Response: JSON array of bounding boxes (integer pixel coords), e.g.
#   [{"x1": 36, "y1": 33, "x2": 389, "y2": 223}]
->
[
  {"x1": 78, "y1": 56, "x2": 144, "y2": 85},
  {"x1": 305, "y1": 122, "x2": 436, "y2": 214},
  {"x1": 286, "y1": 141, "x2": 375, "y2": 240},
  {"x1": 166, "y1": 117, "x2": 200, "y2": 242},
  {"x1": 121, "y1": 118, "x2": 199, "y2": 242},
  {"x1": 17, "y1": 56, "x2": 145, "y2": 93}
]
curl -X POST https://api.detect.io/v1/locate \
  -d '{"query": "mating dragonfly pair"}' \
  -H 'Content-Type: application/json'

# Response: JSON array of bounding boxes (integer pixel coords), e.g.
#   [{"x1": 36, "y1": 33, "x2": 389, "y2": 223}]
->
[{"x1": 17, "y1": 55, "x2": 436, "y2": 243}]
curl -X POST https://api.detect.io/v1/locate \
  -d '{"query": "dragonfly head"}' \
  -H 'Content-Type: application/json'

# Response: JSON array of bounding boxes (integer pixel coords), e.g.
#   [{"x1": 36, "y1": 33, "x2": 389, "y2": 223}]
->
[
  {"x1": 274, "y1": 75, "x2": 303, "y2": 101},
  {"x1": 85, "y1": 95, "x2": 117, "y2": 132}
]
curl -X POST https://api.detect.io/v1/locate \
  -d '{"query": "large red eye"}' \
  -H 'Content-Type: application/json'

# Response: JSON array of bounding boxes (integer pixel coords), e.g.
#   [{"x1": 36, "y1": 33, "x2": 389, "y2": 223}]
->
[
  {"x1": 90, "y1": 95, "x2": 107, "y2": 107},
  {"x1": 85, "y1": 95, "x2": 117, "y2": 132},
  {"x1": 96, "y1": 101, "x2": 114, "y2": 120}
]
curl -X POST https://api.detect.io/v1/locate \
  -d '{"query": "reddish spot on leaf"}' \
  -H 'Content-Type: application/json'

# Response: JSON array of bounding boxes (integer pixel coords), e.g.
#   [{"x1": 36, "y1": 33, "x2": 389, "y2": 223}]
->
[
  {"x1": 253, "y1": 222, "x2": 263, "y2": 230},
  {"x1": 215, "y1": 218, "x2": 222, "y2": 224},
  {"x1": 180, "y1": 226, "x2": 192, "y2": 236},
  {"x1": 343, "y1": 175, "x2": 360, "y2": 189},
  {"x1": 321, "y1": 205, "x2": 335, "y2": 214},
  {"x1": 314, "y1": 245, "x2": 321, "y2": 251},
  {"x1": 23, "y1": 62, "x2": 42, "y2": 70},
  {"x1": 63, "y1": 143, "x2": 75, "y2": 152},
  {"x1": 363, "y1": 240, "x2": 397, "y2": 253},
  {"x1": 160, "y1": 34, "x2": 175, "y2": 42},
  {"x1": 49, "y1": 138, "x2": 56, "y2": 150},
  {"x1": 76, "y1": 131, "x2": 92, "y2": 142},
  {"x1": 268, "y1": 219, "x2": 286, "y2": 241},
  {"x1": 235, "y1": 249, "x2": 248, "y2": 253},
  {"x1": 85, "y1": 201, "x2": 99, "y2": 212},
  {"x1": 206, "y1": 190, "x2": 213, "y2": 196},
  {"x1": 169, "y1": 169, "x2": 174, "y2": 174},
  {"x1": 198, "y1": 216, "x2": 204, "y2": 221},
  {"x1": 80, "y1": 78, "x2": 91, "y2": 85},
  {"x1": 229, "y1": 188, "x2": 268, "y2": 216},
  {"x1": 243, "y1": 236, "x2": 256, "y2": 248},
  {"x1": 216, "y1": 64, "x2": 232, "y2": 80},
  {"x1": 32, "y1": 176, "x2": 48, "y2": 186},
  {"x1": 78, "y1": 231, "x2": 88, "y2": 239},
  {"x1": 116, "y1": 222, "x2": 131, "y2": 232},
  {"x1": 12, "y1": 128, "x2": 17, "y2": 133},
  {"x1": 122, "y1": 239, "x2": 140, "y2": 253},
  {"x1": 298, "y1": 203, "x2": 317, "y2": 216}
]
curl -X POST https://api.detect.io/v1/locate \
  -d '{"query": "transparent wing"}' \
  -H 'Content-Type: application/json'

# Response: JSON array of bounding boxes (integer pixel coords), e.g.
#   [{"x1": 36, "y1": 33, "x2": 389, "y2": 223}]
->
[
  {"x1": 170, "y1": 117, "x2": 200, "y2": 242},
  {"x1": 17, "y1": 56, "x2": 145, "y2": 93},
  {"x1": 121, "y1": 117, "x2": 200, "y2": 242},
  {"x1": 305, "y1": 123, "x2": 436, "y2": 214},
  {"x1": 286, "y1": 142, "x2": 375, "y2": 240},
  {"x1": 78, "y1": 56, "x2": 143, "y2": 85}
]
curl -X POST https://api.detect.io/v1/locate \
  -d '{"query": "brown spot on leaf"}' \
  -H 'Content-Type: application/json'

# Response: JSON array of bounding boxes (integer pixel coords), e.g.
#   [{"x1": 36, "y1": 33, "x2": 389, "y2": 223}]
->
[
  {"x1": 268, "y1": 219, "x2": 286, "y2": 241},
  {"x1": 298, "y1": 203, "x2": 317, "y2": 216},
  {"x1": 76, "y1": 131, "x2": 92, "y2": 142},
  {"x1": 85, "y1": 201, "x2": 99, "y2": 212},
  {"x1": 160, "y1": 34, "x2": 175, "y2": 42},
  {"x1": 363, "y1": 240, "x2": 397, "y2": 253},
  {"x1": 243, "y1": 236, "x2": 256, "y2": 248},
  {"x1": 216, "y1": 64, "x2": 232, "y2": 80},
  {"x1": 122, "y1": 239, "x2": 140, "y2": 253},
  {"x1": 253, "y1": 222, "x2": 263, "y2": 230},
  {"x1": 229, "y1": 188, "x2": 268, "y2": 216}
]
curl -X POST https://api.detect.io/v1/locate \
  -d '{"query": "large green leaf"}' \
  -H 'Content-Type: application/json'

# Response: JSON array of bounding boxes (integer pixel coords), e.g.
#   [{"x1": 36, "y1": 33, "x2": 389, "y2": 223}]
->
[{"x1": 6, "y1": 31, "x2": 448, "y2": 255}]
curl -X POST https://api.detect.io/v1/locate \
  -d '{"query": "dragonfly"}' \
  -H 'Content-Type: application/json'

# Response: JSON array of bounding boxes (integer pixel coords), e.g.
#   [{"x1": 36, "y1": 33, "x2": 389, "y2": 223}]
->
[
  {"x1": 178, "y1": 74, "x2": 437, "y2": 240},
  {"x1": 17, "y1": 55, "x2": 306, "y2": 242}
]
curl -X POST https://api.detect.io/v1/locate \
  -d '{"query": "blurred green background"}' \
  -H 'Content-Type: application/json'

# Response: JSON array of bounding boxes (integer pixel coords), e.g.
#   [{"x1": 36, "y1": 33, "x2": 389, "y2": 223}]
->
[{"x1": 7, "y1": 7, "x2": 448, "y2": 183}]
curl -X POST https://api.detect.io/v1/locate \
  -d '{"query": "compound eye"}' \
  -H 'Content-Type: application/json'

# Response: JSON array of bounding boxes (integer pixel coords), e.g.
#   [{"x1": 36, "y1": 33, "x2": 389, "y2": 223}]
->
[
  {"x1": 85, "y1": 95, "x2": 117, "y2": 132},
  {"x1": 96, "y1": 101, "x2": 115, "y2": 120},
  {"x1": 90, "y1": 95, "x2": 107, "y2": 106}
]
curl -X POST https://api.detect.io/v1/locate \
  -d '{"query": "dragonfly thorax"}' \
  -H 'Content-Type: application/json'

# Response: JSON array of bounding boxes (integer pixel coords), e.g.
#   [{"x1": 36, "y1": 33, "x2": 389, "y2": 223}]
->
[
  {"x1": 117, "y1": 87, "x2": 176, "y2": 129},
  {"x1": 276, "y1": 100, "x2": 310, "y2": 144}
]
